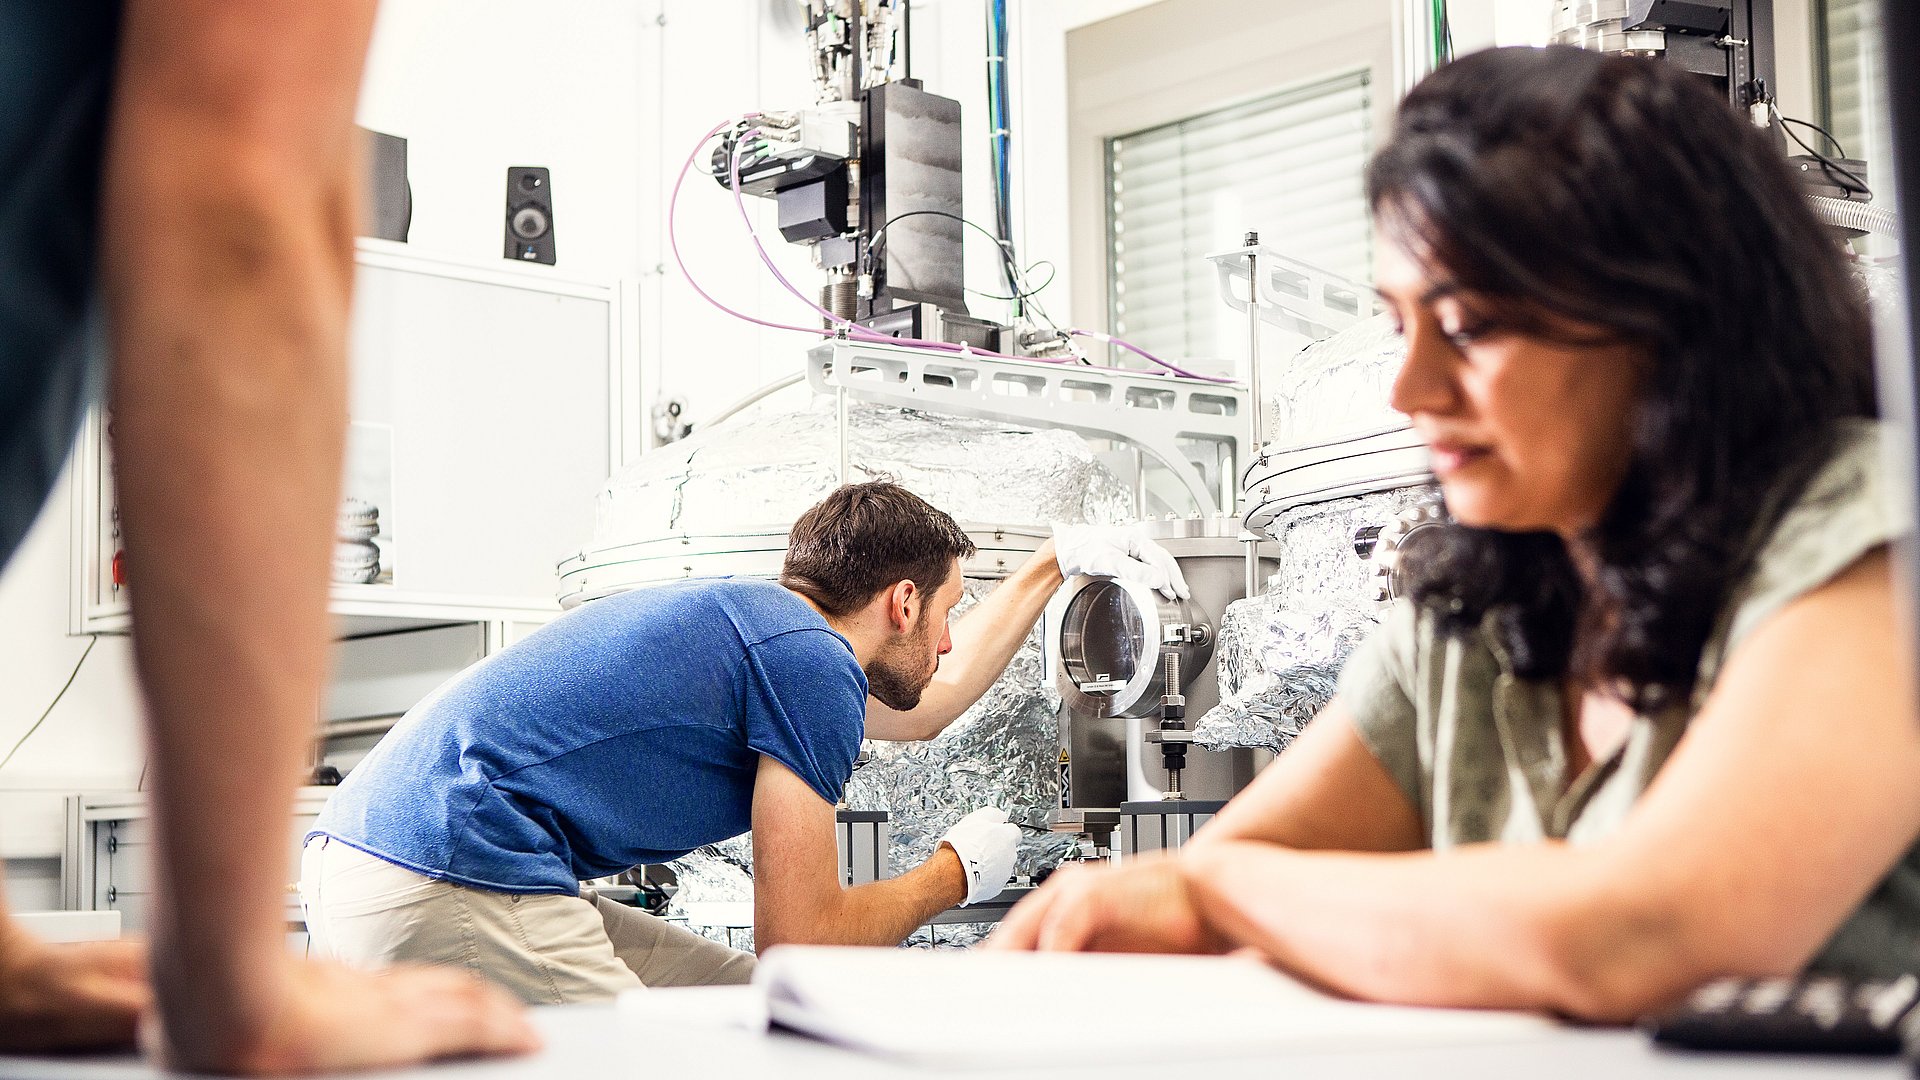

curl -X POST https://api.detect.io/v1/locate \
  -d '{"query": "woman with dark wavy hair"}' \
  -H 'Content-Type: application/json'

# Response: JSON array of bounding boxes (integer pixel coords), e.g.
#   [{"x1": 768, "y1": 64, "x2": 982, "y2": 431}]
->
[{"x1": 991, "y1": 45, "x2": 1920, "y2": 1020}]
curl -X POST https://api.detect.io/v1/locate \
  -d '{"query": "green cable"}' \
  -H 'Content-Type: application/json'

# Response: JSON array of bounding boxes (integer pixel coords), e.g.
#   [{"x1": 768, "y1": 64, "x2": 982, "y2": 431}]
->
[{"x1": 1432, "y1": 0, "x2": 1445, "y2": 69}]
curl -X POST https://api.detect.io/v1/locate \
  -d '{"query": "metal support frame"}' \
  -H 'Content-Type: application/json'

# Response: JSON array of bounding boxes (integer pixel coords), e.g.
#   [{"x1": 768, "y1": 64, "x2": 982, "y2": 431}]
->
[
  {"x1": 1241, "y1": 425, "x2": 1432, "y2": 535},
  {"x1": 806, "y1": 340, "x2": 1246, "y2": 516},
  {"x1": 1728, "y1": 0, "x2": 1777, "y2": 109},
  {"x1": 1207, "y1": 241, "x2": 1379, "y2": 357},
  {"x1": 1243, "y1": 234, "x2": 1265, "y2": 594},
  {"x1": 1208, "y1": 240, "x2": 1393, "y2": 541}
]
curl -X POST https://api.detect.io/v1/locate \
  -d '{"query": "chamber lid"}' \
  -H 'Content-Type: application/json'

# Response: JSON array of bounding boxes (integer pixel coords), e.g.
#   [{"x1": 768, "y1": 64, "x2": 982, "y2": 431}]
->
[
  {"x1": 1046, "y1": 575, "x2": 1212, "y2": 719},
  {"x1": 1058, "y1": 580, "x2": 1149, "y2": 694}
]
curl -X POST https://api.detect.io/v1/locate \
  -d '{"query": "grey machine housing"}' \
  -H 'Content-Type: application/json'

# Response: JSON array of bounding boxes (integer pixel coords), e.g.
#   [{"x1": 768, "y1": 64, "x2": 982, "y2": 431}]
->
[{"x1": 1044, "y1": 515, "x2": 1278, "y2": 846}]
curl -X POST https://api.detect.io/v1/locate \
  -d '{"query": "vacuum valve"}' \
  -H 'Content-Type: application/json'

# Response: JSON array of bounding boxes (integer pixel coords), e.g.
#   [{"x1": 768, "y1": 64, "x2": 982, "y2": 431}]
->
[{"x1": 1149, "y1": 649, "x2": 1191, "y2": 800}]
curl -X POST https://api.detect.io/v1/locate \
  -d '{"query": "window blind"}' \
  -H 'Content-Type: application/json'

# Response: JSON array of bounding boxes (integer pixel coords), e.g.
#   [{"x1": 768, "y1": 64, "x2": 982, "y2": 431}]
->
[
  {"x1": 1106, "y1": 71, "x2": 1372, "y2": 370},
  {"x1": 1819, "y1": 0, "x2": 1889, "y2": 194}
]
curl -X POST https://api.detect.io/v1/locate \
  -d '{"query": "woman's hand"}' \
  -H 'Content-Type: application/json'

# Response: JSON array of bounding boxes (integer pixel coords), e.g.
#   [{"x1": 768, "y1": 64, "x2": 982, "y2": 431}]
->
[
  {"x1": 0, "y1": 923, "x2": 149, "y2": 1053},
  {"x1": 984, "y1": 853, "x2": 1227, "y2": 954}
]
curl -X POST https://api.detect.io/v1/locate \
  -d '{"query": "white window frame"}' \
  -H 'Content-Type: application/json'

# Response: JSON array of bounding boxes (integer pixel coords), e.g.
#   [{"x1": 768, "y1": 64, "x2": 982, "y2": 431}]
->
[
  {"x1": 1103, "y1": 68, "x2": 1375, "y2": 370},
  {"x1": 1062, "y1": 0, "x2": 1399, "y2": 376},
  {"x1": 1814, "y1": 0, "x2": 1890, "y2": 196}
]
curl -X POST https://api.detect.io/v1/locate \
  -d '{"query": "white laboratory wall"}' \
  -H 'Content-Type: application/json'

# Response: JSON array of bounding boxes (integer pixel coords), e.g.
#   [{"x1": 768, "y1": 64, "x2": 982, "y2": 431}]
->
[
  {"x1": 356, "y1": 0, "x2": 648, "y2": 281},
  {"x1": 638, "y1": 1, "x2": 844, "y2": 429}
]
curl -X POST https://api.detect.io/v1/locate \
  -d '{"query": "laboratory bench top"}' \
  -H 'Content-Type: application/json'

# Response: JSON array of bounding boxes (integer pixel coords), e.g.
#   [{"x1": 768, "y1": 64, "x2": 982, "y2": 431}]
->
[{"x1": 0, "y1": 1005, "x2": 1909, "y2": 1080}]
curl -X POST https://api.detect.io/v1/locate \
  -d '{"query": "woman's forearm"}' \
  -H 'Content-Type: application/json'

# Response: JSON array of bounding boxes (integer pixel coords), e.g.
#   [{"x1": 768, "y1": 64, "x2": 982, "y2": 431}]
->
[{"x1": 1180, "y1": 840, "x2": 1703, "y2": 1021}]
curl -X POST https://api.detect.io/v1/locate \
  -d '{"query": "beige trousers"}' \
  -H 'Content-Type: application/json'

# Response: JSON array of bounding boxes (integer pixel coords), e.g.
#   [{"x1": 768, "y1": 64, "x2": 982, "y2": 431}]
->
[{"x1": 299, "y1": 836, "x2": 755, "y2": 1004}]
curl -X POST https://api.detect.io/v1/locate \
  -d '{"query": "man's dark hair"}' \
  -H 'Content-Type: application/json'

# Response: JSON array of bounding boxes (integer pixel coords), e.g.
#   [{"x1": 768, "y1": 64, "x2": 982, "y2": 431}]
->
[
  {"x1": 780, "y1": 482, "x2": 977, "y2": 617},
  {"x1": 1367, "y1": 46, "x2": 1876, "y2": 712}
]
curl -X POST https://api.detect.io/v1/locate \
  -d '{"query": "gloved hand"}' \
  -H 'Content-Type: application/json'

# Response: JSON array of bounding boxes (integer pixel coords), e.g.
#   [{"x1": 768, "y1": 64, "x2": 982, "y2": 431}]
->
[
  {"x1": 939, "y1": 807, "x2": 1021, "y2": 907},
  {"x1": 1052, "y1": 523, "x2": 1191, "y2": 600}
]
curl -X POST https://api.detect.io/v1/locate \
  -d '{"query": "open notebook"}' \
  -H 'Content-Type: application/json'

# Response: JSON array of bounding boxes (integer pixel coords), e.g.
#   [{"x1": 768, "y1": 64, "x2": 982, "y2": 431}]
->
[{"x1": 620, "y1": 945, "x2": 1558, "y2": 1065}]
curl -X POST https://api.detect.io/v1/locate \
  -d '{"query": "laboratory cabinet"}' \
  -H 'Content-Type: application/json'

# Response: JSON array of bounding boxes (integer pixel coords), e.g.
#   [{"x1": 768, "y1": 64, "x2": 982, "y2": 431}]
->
[
  {"x1": 69, "y1": 239, "x2": 638, "y2": 638},
  {"x1": 60, "y1": 788, "x2": 334, "y2": 936},
  {"x1": 60, "y1": 790, "x2": 892, "y2": 938}
]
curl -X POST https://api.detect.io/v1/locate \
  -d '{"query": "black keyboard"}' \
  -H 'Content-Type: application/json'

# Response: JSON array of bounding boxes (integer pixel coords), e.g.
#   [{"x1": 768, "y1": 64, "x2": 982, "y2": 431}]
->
[{"x1": 1642, "y1": 974, "x2": 1920, "y2": 1056}]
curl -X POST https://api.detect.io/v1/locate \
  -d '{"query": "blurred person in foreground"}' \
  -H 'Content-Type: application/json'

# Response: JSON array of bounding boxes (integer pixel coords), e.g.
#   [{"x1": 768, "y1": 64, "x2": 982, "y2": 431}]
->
[
  {"x1": 0, "y1": 1, "x2": 536, "y2": 1071},
  {"x1": 992, "y1": 45, "x2": 1920, "y2": 1022}
]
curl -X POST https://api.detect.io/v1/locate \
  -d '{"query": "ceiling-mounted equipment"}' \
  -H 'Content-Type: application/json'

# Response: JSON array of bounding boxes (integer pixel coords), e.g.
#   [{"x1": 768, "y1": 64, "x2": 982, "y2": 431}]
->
[
  {"x1": 1552, "y1": 2, "x2": 1896, "y2": 245},
  {"x1": 711, "y1": 1, "x2": 997, "y2": 349},
  {"x1": 1551, "y1": 1, "x2": 1777, "y2": 112}
]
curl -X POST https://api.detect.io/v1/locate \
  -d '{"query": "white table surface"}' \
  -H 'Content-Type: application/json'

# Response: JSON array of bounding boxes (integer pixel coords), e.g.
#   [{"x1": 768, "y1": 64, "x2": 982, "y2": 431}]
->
[{"x1": 0, "y1": 1005, "x2": 1909, "y2": 1080}]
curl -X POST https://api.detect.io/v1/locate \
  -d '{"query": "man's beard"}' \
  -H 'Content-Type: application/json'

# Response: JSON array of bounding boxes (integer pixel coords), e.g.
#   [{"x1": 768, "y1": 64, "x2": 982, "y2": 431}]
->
[{"x1": 866, "y1": 618, "x2": 937, "y2": 711}]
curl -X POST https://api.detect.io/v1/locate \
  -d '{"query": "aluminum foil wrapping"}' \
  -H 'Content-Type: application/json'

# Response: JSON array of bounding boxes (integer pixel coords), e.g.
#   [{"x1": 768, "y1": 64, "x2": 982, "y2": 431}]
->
[
  {"x1": 841, "y1": 584, "x2": 1068, "y2": 866},
  {"x1": 664, "y1": 834, "x2": 757, "y2": 951},
  {"x1": 1262, "y1": 312, "x2": 1405, "y2": 450},
  {"x1": 1856, "y1": 258, "x2": 1904, "y2": 328},
  {"x1": 842, "y1": 582, "x2": 1079, "y2": 949},
  {"x1": 594, "y1": 396, "x2": 1132, "y2": 543},
  {"x1": 1197, "y1": 486, "x2": 1435, "y2": 752}
]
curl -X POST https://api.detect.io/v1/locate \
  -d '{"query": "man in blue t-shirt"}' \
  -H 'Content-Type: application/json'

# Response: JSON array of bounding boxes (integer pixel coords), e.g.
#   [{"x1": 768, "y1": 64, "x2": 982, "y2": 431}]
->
[{"x1": 303, "y1": 482, "x2": 1187, "y2": 1001}]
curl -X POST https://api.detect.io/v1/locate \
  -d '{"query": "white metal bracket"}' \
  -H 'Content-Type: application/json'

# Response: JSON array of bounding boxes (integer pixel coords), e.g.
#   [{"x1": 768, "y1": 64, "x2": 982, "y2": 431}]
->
[
  {"x1": 1207, "y1": 242, "x2": 1380, "y2": 360},
  {"x1": 1240, "y1": 424, "x2": 1431, "y2": 535}
]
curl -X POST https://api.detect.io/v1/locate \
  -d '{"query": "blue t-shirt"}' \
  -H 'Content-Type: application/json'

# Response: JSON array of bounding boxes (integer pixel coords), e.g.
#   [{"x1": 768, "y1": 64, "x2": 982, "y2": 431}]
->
[
  {"x1": 313, "y1": 579, "x2": 868, "y2": 894},
  {"x1": 1, "y1": 2, "x2": 119, "y2": 564}
]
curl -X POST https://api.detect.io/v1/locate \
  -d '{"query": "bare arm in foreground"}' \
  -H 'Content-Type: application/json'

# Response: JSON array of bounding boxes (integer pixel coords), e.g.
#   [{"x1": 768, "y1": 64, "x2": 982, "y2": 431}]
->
[
  {"x1": 992, "y1": 552, "x2": 1920, "y2": 1023},
  {"x1": 97, "y1": 1, "x2": 535, "y2": 1070}
]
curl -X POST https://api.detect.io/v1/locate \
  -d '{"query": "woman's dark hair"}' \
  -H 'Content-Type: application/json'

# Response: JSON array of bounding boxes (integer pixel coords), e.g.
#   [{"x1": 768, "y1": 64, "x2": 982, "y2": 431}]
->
[
  {"x1": 780, "y1": 481, "x2": 976, "y2": 617},
  {"x1": 1366, "y1": 46, "x2": 1876, "y2": 710}
]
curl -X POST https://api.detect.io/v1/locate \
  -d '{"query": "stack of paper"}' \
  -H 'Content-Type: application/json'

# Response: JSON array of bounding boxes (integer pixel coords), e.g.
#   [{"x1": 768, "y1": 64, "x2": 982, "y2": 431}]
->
[{"x1": 622, "y1": 946, "x2": 1558, "y2": 1065}]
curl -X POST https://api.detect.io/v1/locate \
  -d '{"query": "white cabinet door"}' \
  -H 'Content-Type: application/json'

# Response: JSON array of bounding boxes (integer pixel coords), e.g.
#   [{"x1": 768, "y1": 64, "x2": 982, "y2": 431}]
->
[{"x1": 72, "y1": 241, "x2": 628, "y2": 635}]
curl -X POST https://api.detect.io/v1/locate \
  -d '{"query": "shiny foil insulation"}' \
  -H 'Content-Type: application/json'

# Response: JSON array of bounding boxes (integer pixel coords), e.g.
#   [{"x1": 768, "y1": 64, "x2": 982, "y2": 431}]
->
[
  {"x1": 594, "y1": 397, "x2": 1133, "y2": 545},
  {"x1": 1199, "y1": 486, "x2": 1433, "y2": 752}
]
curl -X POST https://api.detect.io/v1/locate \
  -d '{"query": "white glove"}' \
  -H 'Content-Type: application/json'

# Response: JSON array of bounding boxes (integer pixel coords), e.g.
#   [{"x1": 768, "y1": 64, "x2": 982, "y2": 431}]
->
[
  {"x1": 1052, "y1": 523, "x2": 1191, "y2": 600},
  {"x1": 939, "y1": 807, "x2": 1021, "y2": 906}
]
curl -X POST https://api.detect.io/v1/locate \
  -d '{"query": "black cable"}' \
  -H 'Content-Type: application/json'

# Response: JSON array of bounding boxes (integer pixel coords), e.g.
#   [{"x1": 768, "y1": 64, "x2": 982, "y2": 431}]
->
[
  {"x1": 965, "y1": 260, "x2": 1057, "y2": 301},
  {"x1": 864, "y1": 208, "x2": 1059, "y2": 322},
  {"x1": 864, "y1": 209, "x2": 1004, "y2": 285},
  {"x1": 1772, "y1": 105, "x2": 1872, "y2": 198},
  {"x1": 0, "y1": 635, "x2": 98, "y2": 774},
  {"x1": 1777, "y1": 113, "x2": 1852, "y2": 159}
]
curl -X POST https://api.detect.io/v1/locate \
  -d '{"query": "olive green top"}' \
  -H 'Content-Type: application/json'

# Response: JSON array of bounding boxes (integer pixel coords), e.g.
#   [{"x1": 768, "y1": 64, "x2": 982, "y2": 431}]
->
[{"x1": 1338, "y1": 419, "x2": 1920, "y2": 975}]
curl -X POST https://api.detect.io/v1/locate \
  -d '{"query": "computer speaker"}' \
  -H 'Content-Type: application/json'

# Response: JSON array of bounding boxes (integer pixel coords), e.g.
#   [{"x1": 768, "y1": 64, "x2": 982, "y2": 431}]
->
[
  {"x1": 356, "y1": 126, "x2": 411, "y2": 242},
  {"x1": 504, "y1": 166, "x2": 556, "y2": 265}
]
